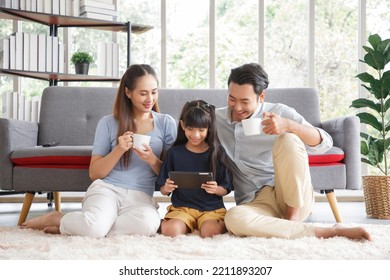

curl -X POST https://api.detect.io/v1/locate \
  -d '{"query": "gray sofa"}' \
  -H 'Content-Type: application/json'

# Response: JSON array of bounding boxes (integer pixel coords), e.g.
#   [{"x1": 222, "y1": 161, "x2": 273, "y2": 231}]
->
[{"x1": 0, "y1": 86, "x2": 360, "y2": 225}]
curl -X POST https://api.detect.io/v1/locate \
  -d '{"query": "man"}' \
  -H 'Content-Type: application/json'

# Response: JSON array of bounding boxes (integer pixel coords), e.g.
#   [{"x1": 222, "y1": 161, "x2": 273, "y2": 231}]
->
[{"x1": 215, "y1": 63, "x2": 371, "y2": 240}]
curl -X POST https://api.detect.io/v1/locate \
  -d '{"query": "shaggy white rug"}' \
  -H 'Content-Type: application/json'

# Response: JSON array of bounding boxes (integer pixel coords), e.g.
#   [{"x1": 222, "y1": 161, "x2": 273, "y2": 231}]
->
[{"x1": 0, "y1": 223, "x2": 389, "y2": 260}]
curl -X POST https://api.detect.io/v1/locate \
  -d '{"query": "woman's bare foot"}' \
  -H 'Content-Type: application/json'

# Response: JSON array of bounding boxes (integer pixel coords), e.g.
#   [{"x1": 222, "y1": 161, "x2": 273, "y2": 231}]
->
[
  {"x1": 315, "y1": 224, "x2": 372, "y2": 241},
  {"x1": 20, "y1": 211, "x2": 63, "y2": 234}
]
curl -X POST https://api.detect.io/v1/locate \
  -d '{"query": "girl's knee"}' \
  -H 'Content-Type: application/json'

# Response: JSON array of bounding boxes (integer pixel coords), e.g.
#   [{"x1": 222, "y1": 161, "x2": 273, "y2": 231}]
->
[
  {"x1": 161, "y1": 219, "x2": 188, "y2": 237},
  {"x1": 199, "y1": 220, "x2": 226, "y2": 238}
]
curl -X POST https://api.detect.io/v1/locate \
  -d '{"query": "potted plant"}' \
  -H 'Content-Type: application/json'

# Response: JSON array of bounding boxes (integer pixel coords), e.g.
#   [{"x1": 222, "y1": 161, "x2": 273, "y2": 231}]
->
[
  {"x1": 350, "y1": 34, "x2": 390, "y2": 219},
  {"x1": 71, "y1": 51, "x2": 94, "y2": 75}
]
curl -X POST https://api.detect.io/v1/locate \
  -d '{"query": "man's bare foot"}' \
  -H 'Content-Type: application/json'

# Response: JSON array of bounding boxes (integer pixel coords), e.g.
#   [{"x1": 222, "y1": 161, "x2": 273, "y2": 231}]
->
[
  {"x1": 20, "y1": 211, "x2": 63, "y2": 234},
  {"x1": 315, "y1": 224, "x2": 372, "y2": 241}
]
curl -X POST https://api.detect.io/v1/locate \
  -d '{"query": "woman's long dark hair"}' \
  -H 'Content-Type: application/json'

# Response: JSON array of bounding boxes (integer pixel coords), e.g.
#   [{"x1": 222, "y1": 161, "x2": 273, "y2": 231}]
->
[
  {"x1": 113, "y1": 64, "x2": 159, "y2": 168},
  {"x1": 174, "y1": 100, "x2": 229, "y2": 178}
]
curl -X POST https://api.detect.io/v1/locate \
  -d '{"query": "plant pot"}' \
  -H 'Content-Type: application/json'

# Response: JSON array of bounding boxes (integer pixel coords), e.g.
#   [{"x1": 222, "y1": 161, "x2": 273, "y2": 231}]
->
[
  {"x1": 362, "y1": 175, "x2": 390, "y2": 219},
  {"x1": 74, "y1": 62, "x2": 90, "y2": 75}
]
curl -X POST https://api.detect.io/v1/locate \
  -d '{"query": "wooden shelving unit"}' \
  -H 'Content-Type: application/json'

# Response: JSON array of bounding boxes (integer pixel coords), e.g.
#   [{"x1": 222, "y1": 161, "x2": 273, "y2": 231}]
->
[{"x1": 0, "y1": 7, "x2": 153, "y2": 85}]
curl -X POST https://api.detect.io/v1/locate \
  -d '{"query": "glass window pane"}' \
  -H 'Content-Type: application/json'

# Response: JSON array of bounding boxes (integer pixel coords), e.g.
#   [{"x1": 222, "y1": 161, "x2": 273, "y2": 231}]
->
[
  {"x1": 264, "y1": 0, "x2": 308, "y2": 88},
  {"x1": 315, "y1": 0, "x2": 358, "y2": 120},
  {"x1": 215, "y1": 0, "x2": 258, "y2": 88},
  {"x1": 166, "y1": 0, "x2": 209, "y2": 88},
  {"x1": 119, "y1": 0, "x2": 161, "y2": 78},
  {"x1": 367, "y1": 0, "x2": 390, "y2": 39}
]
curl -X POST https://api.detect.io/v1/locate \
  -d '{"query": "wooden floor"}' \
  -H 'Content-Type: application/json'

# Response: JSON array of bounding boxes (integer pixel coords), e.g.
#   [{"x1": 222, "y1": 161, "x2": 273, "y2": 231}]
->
[{"x1": 0, "y1": 190, "x2": 388, "y2": 226}]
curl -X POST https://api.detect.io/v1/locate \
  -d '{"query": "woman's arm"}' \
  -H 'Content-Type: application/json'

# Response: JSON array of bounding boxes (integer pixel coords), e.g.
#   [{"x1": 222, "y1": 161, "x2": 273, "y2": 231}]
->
[{"x1": 89, "y1": 131, "x2": 132, "y2": 180}]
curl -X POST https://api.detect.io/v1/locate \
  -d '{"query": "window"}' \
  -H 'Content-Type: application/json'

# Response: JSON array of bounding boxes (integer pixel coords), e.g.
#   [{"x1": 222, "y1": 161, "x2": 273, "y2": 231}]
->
[
  {"x1": 264, "y1": 0, "x2": 308, "y2": 88},
  {"x1": 118, "y1": 0, "x2": 388, "y2": 120}
]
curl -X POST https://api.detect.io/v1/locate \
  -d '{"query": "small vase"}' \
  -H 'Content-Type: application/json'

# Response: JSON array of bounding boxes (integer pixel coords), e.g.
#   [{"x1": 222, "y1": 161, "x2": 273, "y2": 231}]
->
[{"x1": 74, "y1": 62, "x2": 90, "y2": 75}]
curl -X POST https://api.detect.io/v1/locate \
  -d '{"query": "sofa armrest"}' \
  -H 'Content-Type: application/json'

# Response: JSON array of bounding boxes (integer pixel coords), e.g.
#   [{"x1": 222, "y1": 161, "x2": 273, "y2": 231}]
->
[
  {"x1": 321, "y1": 115, "x2": 361, "y2": 190},
  {"x1": 0, "y1": 118, "x2": 38, "y2": 190}
]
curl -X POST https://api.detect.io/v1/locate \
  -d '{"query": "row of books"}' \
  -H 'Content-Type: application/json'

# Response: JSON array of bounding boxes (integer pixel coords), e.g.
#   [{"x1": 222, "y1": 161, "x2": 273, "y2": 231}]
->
[
  {"x1": 1, "y1": 91, "x2": 41, "y2": 122},
  {"x1": 0, "y1": 0, "x2": 79, "y2": 16},
  {"x1": 0, "y1": 0, "x2": 118, "y2": 20},
  {"x1": 0, "y1": 32, "x2": 64, "y2": 73},
  {"x1": 97, "y1": 41, "x2": 119, "y2": 77}
]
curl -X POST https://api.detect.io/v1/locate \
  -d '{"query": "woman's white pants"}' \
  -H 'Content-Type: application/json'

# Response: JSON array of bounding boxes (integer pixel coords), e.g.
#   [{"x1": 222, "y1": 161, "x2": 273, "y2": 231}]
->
[{"x1": 59, "y1": 180, "x2": 160, "y2": 237}]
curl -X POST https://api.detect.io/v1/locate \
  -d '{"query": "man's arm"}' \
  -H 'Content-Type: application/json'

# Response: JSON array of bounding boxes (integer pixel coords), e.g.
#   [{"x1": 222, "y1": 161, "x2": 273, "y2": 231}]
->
[{"x1": 262, "y1": 112, "x2": 322, "y2": 146}]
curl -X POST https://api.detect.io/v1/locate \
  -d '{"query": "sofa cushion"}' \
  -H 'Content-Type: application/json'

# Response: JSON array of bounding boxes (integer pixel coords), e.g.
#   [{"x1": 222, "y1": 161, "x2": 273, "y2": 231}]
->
[
  {"x1": 11, "y1": 146, "x2": 92, "y2": 169},
  {"x1": 11, "y1": 145, "x2": 344, "y2": 168},
  {"x1": 308, "y1": 146, "x2": 344, "y2": 165}
]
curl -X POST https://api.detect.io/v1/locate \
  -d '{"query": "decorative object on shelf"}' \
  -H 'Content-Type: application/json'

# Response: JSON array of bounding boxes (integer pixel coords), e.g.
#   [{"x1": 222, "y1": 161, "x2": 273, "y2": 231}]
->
[
  {"x1": 350, "y1": 34, "x2": 390, "y2": 219},
  {"x1": 71, "y1": 51, "x2": 94, "y2": 75}
]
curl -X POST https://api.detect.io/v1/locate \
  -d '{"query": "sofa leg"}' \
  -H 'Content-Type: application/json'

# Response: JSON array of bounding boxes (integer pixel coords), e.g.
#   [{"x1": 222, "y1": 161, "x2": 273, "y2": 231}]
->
[
  {"x1": 54, "y1": 192, "x2": 61, "y2": 212},
  {"x1": 324, "y1": 190, "x2": 343, "y2": 223},
  {"x1": 17, "y1": 192, "x2": 35, "y2": 226}
]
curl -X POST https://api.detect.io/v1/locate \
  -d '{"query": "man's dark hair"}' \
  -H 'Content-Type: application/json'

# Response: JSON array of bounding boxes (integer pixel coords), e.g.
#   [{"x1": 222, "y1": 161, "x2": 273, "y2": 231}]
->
[{"x1": 227, "y1": 63, "x2": 269, "y2": 96}]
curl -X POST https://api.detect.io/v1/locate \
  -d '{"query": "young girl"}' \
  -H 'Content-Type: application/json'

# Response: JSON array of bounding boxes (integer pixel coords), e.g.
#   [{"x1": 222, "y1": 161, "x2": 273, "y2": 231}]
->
[
  {"x1": 156, "y1": 100, "x2": 233, "y2": 238},
  {"x1": 22, "y1": 64, "x2": 177, "y2": 237}
]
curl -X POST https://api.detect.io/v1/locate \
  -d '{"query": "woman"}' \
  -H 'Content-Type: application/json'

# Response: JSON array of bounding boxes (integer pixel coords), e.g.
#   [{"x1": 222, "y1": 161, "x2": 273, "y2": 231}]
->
[{"x1": 21, "y1": 64, "x2": 177, "y2": 237}]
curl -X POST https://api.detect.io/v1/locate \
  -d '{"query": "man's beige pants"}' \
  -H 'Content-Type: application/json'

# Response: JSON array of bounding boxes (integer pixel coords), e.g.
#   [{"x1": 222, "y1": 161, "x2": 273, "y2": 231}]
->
[{"x1": 225, "y1": 133, "x2": 316, "y2": 239}]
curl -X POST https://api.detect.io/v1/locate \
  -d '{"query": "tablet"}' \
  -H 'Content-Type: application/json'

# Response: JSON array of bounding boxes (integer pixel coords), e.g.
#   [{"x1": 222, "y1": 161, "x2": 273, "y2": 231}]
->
[{"x1": 168, "y1": 171, "x2": 213, "y2": 188}]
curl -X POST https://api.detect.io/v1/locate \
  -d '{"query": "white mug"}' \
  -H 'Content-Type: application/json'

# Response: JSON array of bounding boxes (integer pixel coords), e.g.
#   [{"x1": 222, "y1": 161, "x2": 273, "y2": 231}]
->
[
  {"x1": 242, "y1": 118, "x2": 262, "y2": 136},
  {"x1": 132, "y1": 134, "x2": 151, "y2": 151}
]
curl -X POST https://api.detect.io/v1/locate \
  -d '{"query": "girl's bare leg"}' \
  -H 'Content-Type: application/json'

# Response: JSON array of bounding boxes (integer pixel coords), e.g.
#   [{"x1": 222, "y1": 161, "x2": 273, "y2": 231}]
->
[
  {"x1": 199, "y1": 220, "x2": 227, "y2": 238},
  {"x1": 160, "y1": 218, "x2": 189, "y2": 237}
]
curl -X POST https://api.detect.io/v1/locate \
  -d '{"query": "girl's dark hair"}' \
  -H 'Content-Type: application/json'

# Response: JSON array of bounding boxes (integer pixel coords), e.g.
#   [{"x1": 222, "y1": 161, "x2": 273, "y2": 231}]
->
[
  {"x1": 113, "y1": 64, "x2": 160, "y2": 168},
  {"x1": 228, "y1": 63, "x2": 269, "y2": 97},
  {"x1": 174, "y1": 100, "x2": 229, "y2": 178}
]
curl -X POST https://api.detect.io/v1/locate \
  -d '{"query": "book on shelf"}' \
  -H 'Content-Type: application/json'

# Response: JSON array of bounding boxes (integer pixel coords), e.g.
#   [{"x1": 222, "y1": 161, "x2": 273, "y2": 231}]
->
[
  {"x1": 79, "y1": 5, "x2": 118, "y2": 16},
  {"x1": 9, "y1": 33, "x2": 15, "y2": 69},
  {"x1": 80, "y1": 11, "x2": 113, "y2": 21},
  {"x1": 105, "y1": 41, "x2": 112, "y2": 76},
  {"x1": 1, "y1": 91, "x2": 12, "y2": 118},
  {"x1": 112, "y1": 41, "x2": 118, "y2": 77},
  {"x1": 80, "y1": 0, "x2": 115, "y2": 10},
  {"x1": 58, "y1": 41, "x2": 64, "y2": 73},
  {"x1": 0, "y1": 0, "x2": 12, "y2": 9},
  {"x1": 59, "y1": 0, "x2": 66, "y2": 16},
  {"x1": 31, "y1": 0, "x2": 37, "y2": 12},
  {"x1": 12, "y1": 91, "x2": 17, "y2": 119},
  {"x1": 96, "y1": 41, "x2": 105, "y2": 76},
  {"x1": 52, "y1": 0, "x2": 60, "y2": 15},
  {"x1": 23, "y1": 32, "x2": 30, "y2": 71},
  {"x1": 20, "y1": 0, "x2": 26, "y2": 10},
  {"x1": 29, "y1": 33, "x2": 38, "y2": 71},
  {"x1": 11, "y1": 0, "x2": 19, "y2": 9},
  {"x1": 37, "y1": 33, "x2": 46, "y2": 72},
  {"x1": 65, "y1": 0, "x2": 72, "y2": 16},
  {"x1": 45, "y1": 34, "x2": 52, "y2": 72},
  {"x1": 52, "y1": 36, "x2": 59, "y2": 72},
  {"x1": 24, "y1": 98, "x2": 31, "y2": 122},
  {"x1": 0, "y1": 37, "x2": 10, "y2": 69},
  {"x1": 14, "y1": 32, "x2": 23, "y2": 70},
  {"x1": 72, "y1": 0, "x2": 79, "y2": 16},
  {"x1": 31, "y1": 97, "x2": 40, "y2": 122},
  {"x1": 96, "y1": 41, "x2": 119, "y2": 77},
  {"x1": 36, "y1": 0, "x2": 43, "y2": 13},
  {"x1": 43, "y1": 0, "x2": 51, "y2": 14},
  {"x1": 17, "y1": 92, "x2": 25, "y2": 120}
]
